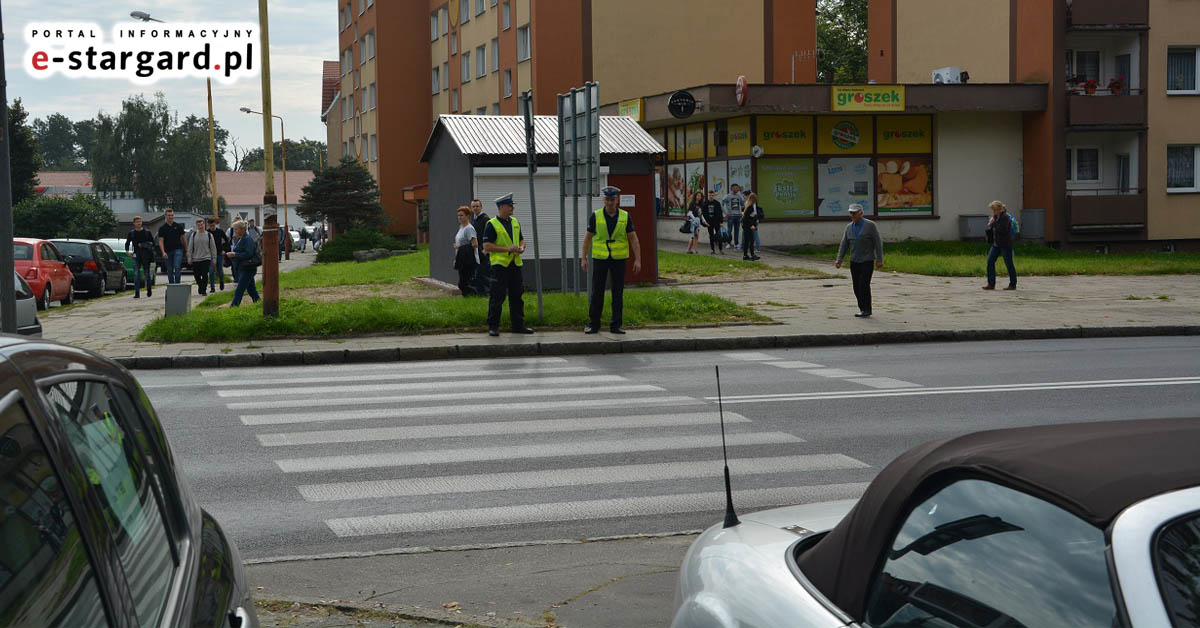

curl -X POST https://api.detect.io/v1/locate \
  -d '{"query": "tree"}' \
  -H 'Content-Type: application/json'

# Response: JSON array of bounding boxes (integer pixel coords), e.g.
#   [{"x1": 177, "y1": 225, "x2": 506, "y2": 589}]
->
[
  {"x1": 242, "y1": 138, "x2": 327, "y2": 172},
  {"x1": 32, "y1": 113, "x2": 81, "y2": 170},
  {"x1": 817, "y1": 0, "x2": 868, "y2": 84},
  {"x1": 8, "y1": 99, "x2": 44, "y2": 206},
  {"x1": 296, "y1": 156, "x2": 385, "y2": 232},
  {"x1": 14, "y1": 194, "x2": 118, "y2": 240},
  {"x1": 73, "y1": 118, "x2": 98, "y2": 168}
]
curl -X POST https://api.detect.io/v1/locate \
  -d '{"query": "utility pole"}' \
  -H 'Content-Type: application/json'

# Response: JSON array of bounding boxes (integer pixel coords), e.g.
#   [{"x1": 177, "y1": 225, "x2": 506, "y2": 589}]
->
[
  {"x1": 258, "y1": 0, "x2": 279, "y2": 317},
  {"x1": 0, "y1": 8, "x2": 15, "y2": 334},
  {"x1": 207, "y1": 78, "x2": 219, "y2": 221}
]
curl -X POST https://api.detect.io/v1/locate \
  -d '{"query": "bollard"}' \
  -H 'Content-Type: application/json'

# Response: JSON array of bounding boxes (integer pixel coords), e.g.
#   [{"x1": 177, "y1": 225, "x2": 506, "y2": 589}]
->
[{"x1": 165, "y1": 283, "x2": 193, "y2": 317}]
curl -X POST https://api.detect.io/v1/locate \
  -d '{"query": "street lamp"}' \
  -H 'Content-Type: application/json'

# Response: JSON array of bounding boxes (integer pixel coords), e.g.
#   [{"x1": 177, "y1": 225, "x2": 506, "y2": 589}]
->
[{"x1": 240, "y1": 107, "x2": 289, "y2": 260}]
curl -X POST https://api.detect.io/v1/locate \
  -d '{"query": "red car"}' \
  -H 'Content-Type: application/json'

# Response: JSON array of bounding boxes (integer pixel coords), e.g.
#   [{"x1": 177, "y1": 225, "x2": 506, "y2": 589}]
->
[{"x1": 13, "y1": 237, "x2": 75, "y2": 310}]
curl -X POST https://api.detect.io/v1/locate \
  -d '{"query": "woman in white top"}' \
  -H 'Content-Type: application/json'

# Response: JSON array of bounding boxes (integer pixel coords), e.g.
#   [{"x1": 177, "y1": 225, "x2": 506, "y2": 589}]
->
[
  {"x1": 453, "y1": 205, "x2": 480, "y2": 296},
  {"x1": 186, "y1": 218, "x2": 218, "y2": 295}
]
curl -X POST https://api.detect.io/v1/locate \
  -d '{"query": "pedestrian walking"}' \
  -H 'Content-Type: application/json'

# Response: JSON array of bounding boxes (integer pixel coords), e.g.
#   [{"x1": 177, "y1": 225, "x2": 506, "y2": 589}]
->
[
  {"x1": 469, "y1": 198, "x2": 492, "y2": 296},
  {"x1": 225, "y1": 220, "x2": 261, "y2": 306},
  {"x1": 582, "y1": 186, "x2": 642, "y2": 334},
  {"x1": 156, "y1": 208, "x2": 186, "y2": 284},
  {"x1": 299, "y1": 226, "x2": 309, "y2": 252},
  {"x1": 453, "y1": 206, "x2": 480, "y2": 297},
  {"x1": 984, "y1": 200, "x2": 1018, "y2": 291},
  {"x1": 742, "y1": 192, "x2": 761, "y2": 261},
  {"x1": 187, "y1": 219, "x2": 217, "y2": 296},
  {"x1": 834, "y1": 203, "x2": 884, "y2": 318},
  {"x1": 685, "y1": 191, "x2": 704, "y2": 254},
  {"x1": 702, "y1": 189, "x2": 725, "y2": 254},
  {"x1": 125, "y1": 216, "x2": 155, "y2": 298},
  {"x1": 482, "y1": 194, "x2": 534, "y2": 337},
  {"x1": 246, "y1": 219, "x2": 262, "y2": 243},
  {"x1": 311, "y1": 225, "x2": 321, "y2": 251},
  {"x1": 747, "y1": 189, "x2": 764, "y2": 253},
  {"x1": 208, "y1": 217, "x2": 229, "y2": 291},
  {"x1": 726, "y1": 183, "x2": 744, "y2": 251}
]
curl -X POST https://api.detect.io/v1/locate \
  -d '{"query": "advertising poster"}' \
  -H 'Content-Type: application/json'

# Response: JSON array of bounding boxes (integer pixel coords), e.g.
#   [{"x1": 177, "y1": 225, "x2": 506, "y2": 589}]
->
[
  {"x1": 654, "y1": 166, "x2": 665, "y2": 215},
  {"x1": 876, "y1": 155, "x2": 934, "y2": 215},
  {"x1": 686, "y1": 162, "x2": 707, "y2": 201},
  {"x1": 728, "y1": 159, "x2": 753, "y2": 197},
  {"x1": 818, "y1": 157, "x2": 875, "y2": 216},
  {"x1": 817, "y1": 116, "x2": 874, "y2": 155},
  {"x1": 755, "y1": 158, "x2": 815, "y2": 218},
  {"x1": 707, "y1": 160, "x2": 729, "y2": 197},
  {"x1": 685, "y1": 124, "x2": 705, "y2": 160},
  {"x1": 727, "y1": 117, "x2": 752, "y2": 156},
  {"x1": 758, "y1": 116, "x2": 813, "y2": 155},
  {"x1": 667, "y1": 163, "x2": 687, "y2": 214},
  {"x1": 876, "y1": 116, "x2": 932, "y2": 153}
]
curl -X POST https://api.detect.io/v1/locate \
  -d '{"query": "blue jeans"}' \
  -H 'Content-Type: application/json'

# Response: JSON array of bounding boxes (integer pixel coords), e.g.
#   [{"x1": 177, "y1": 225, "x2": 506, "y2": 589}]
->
[
  {"x1": 232, "y1": 266, "x2": 260, "y2": 306},
  {"x1": 987, "y1": 245, "x2": 1017, "y2": 287},
  {"x1": 209, "y1": 258, "x2": 225, "y2": 290},
  {"x1": 134, "y1": 260, "x2": 154, "y2": 294},
  {"x1": 727, "y1": 215, "x2": 741, "y2": 247},
  {"x1": 163, "y1": 249, "x2": 184, "y2": 284},
  {"x1": 753, "y1": 230, "x2": 762, "y2": 251}
]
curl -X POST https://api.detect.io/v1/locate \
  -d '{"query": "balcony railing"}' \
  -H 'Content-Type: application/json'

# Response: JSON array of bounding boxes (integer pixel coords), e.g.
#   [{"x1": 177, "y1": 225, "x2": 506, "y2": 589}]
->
[
  {"x1": 1067, "y1": 91, "x2": 1147, "y2": 127},
  {"x1": 1067, "y1": 0, "x2": 1148, "y2": 28},
  {"x1": 1066, "y1": 190, "x2": 1147, "y2": 237}
]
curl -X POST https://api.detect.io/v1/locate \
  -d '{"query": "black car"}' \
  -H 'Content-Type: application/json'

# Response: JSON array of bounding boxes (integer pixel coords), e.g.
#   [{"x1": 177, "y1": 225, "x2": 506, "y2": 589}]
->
[
  {"x1": 49, "y1": 239, "x2": 127, "y2": 298},
  {"x1": 0, "y1": 336, "x2": 258, "y2": 627}
]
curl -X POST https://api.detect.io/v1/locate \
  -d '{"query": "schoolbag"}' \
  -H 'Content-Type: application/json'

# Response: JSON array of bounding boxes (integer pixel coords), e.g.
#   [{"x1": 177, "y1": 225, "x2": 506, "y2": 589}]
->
[{"x1": 1009, "y1": 214, "x2": 1020, "y2": 239}]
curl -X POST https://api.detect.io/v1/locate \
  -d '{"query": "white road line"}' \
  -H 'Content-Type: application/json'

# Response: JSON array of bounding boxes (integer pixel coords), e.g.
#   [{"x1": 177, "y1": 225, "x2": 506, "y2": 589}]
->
[
  {"x1": 200, "y1": 356, "x2": 568, "y2": 379},
  {"x1": 722, "y1": 352, "x2": 781, "y2": 361},
  {"x1": 209, "y1": 365, "x2": 593, "y2": 389},
  {"x1": 847, "y1": 377, "x2": 922, "y2": 389},
  {"x1": 258, "y1": 412, "x2": 754, "y2": 447},
  {"x1": 325, "y1": 483, "x2": 870, "y2": 537},
  {"x1": 767, "y1": 361, "x2": 826, "y2": 369},
  {"x1": 230, "y1": 384, "x2": 661, "y2": 411},
  {"x1": 218, "y1": 373, "x2": 621, "y2": 398},
  {"x1": 275, "y1": 432, "x2": 803, "y2": 473},
  {"x1": 799, "y1": 368, "x2": 870, "y2": 378},
  {"x1": 241, "y1": 395, "x2": 705, "y2": 426},
  {"x1": 298, "y1": 454, "x2": 869, "y2": 501},
  {"x1": 707, "y1": 377, "x2": 1200, "y2": 404}
]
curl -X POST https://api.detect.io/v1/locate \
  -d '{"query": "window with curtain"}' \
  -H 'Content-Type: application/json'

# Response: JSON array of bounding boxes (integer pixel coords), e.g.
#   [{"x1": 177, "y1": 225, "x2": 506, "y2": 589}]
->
[
  {"x1": 1075, "y1": 148, "x2": 1099, "y2": 181},
  {"x1": 1167, "y1": 146, "x2": 1196, "y2": 189},
  {"x1": 1075, "y1": 51, "x2": 1100, "y2": 81},
  {"x1": 476, "y1": 45, "x2": 486, "y2": 78},
  {"x1": 451, "y1": 33, "x2": 457, "y2": 55},
  {"x1": 460, "y1": 0, "x2": 469, "y2": 22},
  {"x1": 503, "y1": 2, "x2": 511, "y2": 29},
  {"x1": 492, "y1": 102, "x2": 500, "y2": 114},
  {"x1": 476, "y1": 0, "x2": 485, "y2": 15},
  {"x1": 452, "y1": 89, "x2": 458, "y2": 112},
  {"x1": 441, "y1": 8, "x2": 449, "y2": 35},
  {"x1": 431, "y1": 68, "x2": 439, "y2": 94},
  {"x1": 1168, "y1": 49, "x2": 1197, "y2": 91},
  {"x1": 517, "y1": 25, "x2": 530, "y2": 61},
  {"x1": 504, "y1": 70, "x2": 512, "y2": 97},
  {"x1": 370, "y1": 83, "x2": 376, "y2": 109},
  {"x1": 491, "y1": 38, "x2": 499, "y2": 72},
  {"x1": 442, "y1": 62, "x2": 449, "y2": 89},
  {"x1": 461, "y1": 51, "x2": 471, "y2": 83}
]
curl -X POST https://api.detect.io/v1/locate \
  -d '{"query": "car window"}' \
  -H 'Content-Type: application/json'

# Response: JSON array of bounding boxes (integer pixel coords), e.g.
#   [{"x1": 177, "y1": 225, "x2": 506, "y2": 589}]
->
[
  {"x1": 53, "y1": 241, "x2": 92, "y2": 259},
  {"x1": 864, "y1": 479, "x2": 1117, "y2": 628},
  {"x1": 0, "y1": 398, "x2": 108, "y2": 627},
  {"x1": 1155, "y1": 512, "x2": 1200, "y2": 627},
  {"x1": 14, "y1": 274, "x2": 33, "y2": 300},
  {"x1": 43, "y1": 380, "x2": 175, "y2": 628},
  {"x1": 13, "y1": 243, "x2": 33, "y2": 261}
]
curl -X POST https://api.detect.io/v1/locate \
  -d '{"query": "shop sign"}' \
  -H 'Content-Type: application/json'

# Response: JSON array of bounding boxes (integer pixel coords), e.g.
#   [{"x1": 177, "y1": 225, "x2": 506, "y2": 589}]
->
[
  {"x1": 727, "y1": 117, "x2": 752, "y2": 156},
  {"x1": 832, "y1": 85, "x2": 906, "y2": 112},
  {"x1": 757, "y1": 115, "x2": 813, "y2": 155},
  {"x1": 668, "y1": 90, "x2": 697, "y2": 119},
  {"x1": 619, "y1": 98, "x2": 644, "y2": 122},
  {"x1": 818, "y1": 116, "x2": 874, "y2": 154},
  {"x1": 876, "y1": 115, "x2": 932, "y2": 153},
  {"x1": 685, "y1": 123, "x2": 705, "y2": 160}
]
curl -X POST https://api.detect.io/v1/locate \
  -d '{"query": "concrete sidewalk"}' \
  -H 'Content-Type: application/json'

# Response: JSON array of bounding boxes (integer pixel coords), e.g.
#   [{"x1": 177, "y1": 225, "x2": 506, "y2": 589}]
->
[{"x1": 38, "y1": 248, "x2": 1200, "y2": 368}]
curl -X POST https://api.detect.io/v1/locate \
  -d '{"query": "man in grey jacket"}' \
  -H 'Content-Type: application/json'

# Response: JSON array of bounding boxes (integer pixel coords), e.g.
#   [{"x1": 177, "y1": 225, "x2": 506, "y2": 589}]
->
[
  {"x1": 187, "y1": 219, "x2": 218, "y2": 296},
  {"x1": 834, "y1": 203, "x2": 884, "y2": 318}
]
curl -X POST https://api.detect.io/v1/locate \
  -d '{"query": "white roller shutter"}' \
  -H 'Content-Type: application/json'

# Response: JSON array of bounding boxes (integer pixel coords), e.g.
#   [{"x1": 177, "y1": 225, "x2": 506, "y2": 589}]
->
[{"x1": 473, "y1": 167, "x2": 606, "y2": 260}]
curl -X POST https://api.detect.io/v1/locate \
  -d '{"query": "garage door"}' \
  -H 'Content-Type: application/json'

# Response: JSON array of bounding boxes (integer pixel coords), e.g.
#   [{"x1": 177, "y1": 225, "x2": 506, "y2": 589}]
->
[{"x1": 474, "y1": 167, "x2": 606, "y2": 261}]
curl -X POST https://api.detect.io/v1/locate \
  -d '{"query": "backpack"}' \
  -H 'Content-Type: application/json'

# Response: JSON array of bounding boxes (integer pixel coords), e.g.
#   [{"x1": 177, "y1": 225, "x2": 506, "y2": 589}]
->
[{"x1": 1009, "y1": 213, "x2": 1020, "y2": 239}]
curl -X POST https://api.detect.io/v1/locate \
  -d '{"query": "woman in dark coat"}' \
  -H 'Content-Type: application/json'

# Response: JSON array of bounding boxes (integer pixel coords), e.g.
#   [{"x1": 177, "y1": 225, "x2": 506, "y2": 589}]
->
[{"x1": 224, "y1": 220, "x2": 261, "y2": 306}]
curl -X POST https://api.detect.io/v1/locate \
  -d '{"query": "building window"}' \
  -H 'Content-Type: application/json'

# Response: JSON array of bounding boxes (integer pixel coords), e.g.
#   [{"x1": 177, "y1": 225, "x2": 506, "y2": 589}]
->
[
  {"x1": 348, "y1": 93, "x2": 355, "y2": 117},
  {"x1": 432, "y1": 68, "x2": 440, "y2": 94},
  {"x1": 492, "y1": 102, "x2": 501, "y2": 114},
  {"x1": 1168, "y1": 48, "x2": 1198, "y2": 92},
  {"x1": 517, "y1": 95, "x2": 526, "y2": 116},
  {"x1": 490, "y1": 0, "x2": 498, "y2": 6},
  {"x1": 504, "y1": 70, "x2": 513, "y2": 98},
  {"x1": 367, "y1": 0, "x2": 373, "y2": 6},
  {"x1": 362, "y1": 90, "x2": 368, "y2": 113},
  {"x1": 1167, "y1": 145, "x2": 1198, "y2": 191},
  {"x1": 451, "y1": 89, "x2": 458, "y2": 112},
  {"x1": 1066, "y1": 147, "x2": 1100, "y2": 182},
  {"x1": 502, "y1": 2, "x2": 511, "y2": 29},
  {"x1": 460, "y1": 0, "x2": 469, "y2": 22},
  {"x1": 476, "y1": 44, "x2": 486, "y2": 78},
  {"x1": 477, "y1": 106, "x2": 487, "y2": 115},
  {"x1": 362, "y1": 134, "x2": 368, "y2": 161},
  {"x1": 342, "y1": 141, "x2": 347, "y2": 156},
  {"x1": 491, "y1": 38, "x2": 499, "y2": 72},
  {"x1": 358, "y1": 0, "x2": 365, "y2": 14},
  {"x1": 371, "y1": 135, "x2": 378, "y2": 161},
  {"x1": 341, "y1": 48, "x2": 351, "y2": 76},
  {"x1": 369, "y1": 83, "x2": 376, "y2": 109},
  {"x1": 442, "y1": 62, "x2": 449, "y2": 89},
  {"x1": 348, "y1": 138, "x2": 356, "y2": 157},
  {"x1": 517, "y1": 25, "x2": 531, "y2": 61},
  {"x1": 441, "y1": 8, "x2": 449, "y2": 35},
  {"x1": 367, "y1": 31, "x2": 375, "y2": 59},
  {"x1": 1067, "y1": 50, "x2": 1100, "y2": 82},
  {"x1": 461, "y1": 51, "x2": 471, "y2": 83},
  {"x1": 450, "y1": 33, "x2": 457, "y2": 55},
  {"x1": 340, "y1": 98, "x2": 346, "y2": 120},
  {"x1": 476, "y1": 0, "x2": 485, "y2": 15}
]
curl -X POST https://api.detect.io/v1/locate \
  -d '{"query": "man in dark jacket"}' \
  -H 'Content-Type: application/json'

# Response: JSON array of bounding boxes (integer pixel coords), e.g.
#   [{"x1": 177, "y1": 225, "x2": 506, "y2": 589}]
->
[
  {"x1": 469, "y1": 199, "x2": 492, "y2": 295},
  {"x1": 984, "y1": 200, "x2": 1017, "y2": 290},
  {"x1": 701, "y1": 190, "x2": 725, "y2": 254},
  {"x1": 835, "y1": 203, "x2": 884, "y2": 318},
  {"x1": 125, "y1": 216, "x2": 156, "y2": 298}
]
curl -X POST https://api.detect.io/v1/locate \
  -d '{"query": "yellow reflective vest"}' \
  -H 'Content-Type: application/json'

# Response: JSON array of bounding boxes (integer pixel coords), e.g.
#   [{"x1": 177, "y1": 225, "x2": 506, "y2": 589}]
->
[
  {"x1": 488, "y1": 216, "x2": 522, "y2": 267},
  {"x1": 592, "y1": 209, "x2": 630, "y2": 260}
]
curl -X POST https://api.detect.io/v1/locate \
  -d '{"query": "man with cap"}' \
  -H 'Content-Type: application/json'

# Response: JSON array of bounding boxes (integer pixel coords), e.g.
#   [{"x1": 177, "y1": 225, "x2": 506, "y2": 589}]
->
[
  {"x1": 482, "y1": 194, "x2": 535, "y2": 336},
  {"x1": 834, "y1": 203, "x2": 884, "y2": 318},
  {"x1": 581, "y1": 186, "x2": 642, "y2": 334}
]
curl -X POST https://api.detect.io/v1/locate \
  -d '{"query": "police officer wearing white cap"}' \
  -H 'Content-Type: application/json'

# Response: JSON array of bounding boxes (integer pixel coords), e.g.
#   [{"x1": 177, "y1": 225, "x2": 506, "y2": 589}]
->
[
  {"x1": 834, "y1": 203, "x2": 884, "y2": 318},
  {"x1": 481, "y1": 194, "x2": 535, "y2": 336},
  {"x1": 581, "y1": 186, "x2": 641, "y2": 334}
]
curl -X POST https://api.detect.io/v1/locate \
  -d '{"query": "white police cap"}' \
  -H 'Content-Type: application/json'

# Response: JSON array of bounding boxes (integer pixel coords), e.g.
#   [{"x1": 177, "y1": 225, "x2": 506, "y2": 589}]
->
[
  {"x1": 494, "y1": 193, "x2": 514, "y2": 207},
  {"x1": 601, "y1": 186, "x2": 621, "y2": 197}
]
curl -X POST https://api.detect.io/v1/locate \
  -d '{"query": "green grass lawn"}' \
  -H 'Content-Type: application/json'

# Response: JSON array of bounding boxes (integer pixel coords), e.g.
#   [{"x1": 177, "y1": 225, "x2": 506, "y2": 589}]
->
[
  {"x1": 787, "y1": 241, "x2": 1200, "y2": 276},
  {"x1": 658, "y1": 250, "x2": 831, "y2": 280},
  {"x1": 138, "y1": 289, "x2": 767, "y2": 343}
]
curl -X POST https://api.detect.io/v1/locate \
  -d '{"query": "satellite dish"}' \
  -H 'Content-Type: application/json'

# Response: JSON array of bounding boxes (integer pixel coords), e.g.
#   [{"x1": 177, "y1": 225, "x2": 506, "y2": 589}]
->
[{"x1": 751, "y1": 145, "x2": 764, "y2": 158}]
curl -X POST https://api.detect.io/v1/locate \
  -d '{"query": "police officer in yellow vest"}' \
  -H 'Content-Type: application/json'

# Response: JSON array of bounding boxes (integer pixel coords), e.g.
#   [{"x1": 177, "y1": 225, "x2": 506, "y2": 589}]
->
[
  {"x1": 581, "y1": 186, "x2": 642, "y2": 334},
  {"x1": 482, "y1": 194, "x2": 535, "y2": 336}
]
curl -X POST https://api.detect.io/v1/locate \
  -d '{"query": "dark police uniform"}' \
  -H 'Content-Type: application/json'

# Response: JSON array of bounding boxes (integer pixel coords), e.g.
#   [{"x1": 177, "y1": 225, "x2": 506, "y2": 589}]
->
[
  {"x1": 587, "y1": 188, "x2": 636, "y2": 333},
  {"x1": 481, "y1": 194, "x2": 533, "y2": 335}
]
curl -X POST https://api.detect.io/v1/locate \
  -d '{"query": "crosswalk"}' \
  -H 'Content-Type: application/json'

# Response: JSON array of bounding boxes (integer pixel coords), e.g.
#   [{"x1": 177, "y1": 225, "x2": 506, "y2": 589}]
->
[{"x1": 205, "y1": 356, "x2": 871, "y2": 545}]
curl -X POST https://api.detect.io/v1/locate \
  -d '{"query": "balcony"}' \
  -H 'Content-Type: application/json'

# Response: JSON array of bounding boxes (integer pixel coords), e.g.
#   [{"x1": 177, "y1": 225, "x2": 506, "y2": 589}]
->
[
  {"x1": 1066, "y1": 191, "x2": 1146, "y2": 239},
  {"x1": 1067, "y1": 0, "x2": 1148, "y2": 29},
  {"x1": 1067, "y1": 92, "x2": 1146, "y2": 128}
]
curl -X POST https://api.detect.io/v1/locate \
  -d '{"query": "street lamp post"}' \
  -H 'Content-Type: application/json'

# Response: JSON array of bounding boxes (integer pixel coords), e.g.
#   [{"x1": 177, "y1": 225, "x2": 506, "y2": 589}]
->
[{"x1": 241, "y1": 107, "x2": 288, "y2": 260}]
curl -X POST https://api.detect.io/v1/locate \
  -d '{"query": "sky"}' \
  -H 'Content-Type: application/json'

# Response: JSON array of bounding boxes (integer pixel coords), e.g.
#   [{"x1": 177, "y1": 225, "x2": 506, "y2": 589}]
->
[{"x1": 4, "y1": 0, "x2": 335, "y2": 166}]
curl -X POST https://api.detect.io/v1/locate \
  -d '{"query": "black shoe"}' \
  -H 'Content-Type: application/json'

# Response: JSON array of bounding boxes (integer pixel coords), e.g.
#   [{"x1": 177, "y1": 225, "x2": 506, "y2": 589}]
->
[
  {"x1": 854, "y1": 311, "x2": 872, "y2": 318},
  {"x1": 512, "y1": 327, "x2": 535, "y2": 334},
  {"x1": 751, "y1": 255, "x2": 761, "y2": 261},
  {"x1": 610, "y1": 327, "x2": 626, "y2": 335},
  {"x1": 584, "y1": 326, "x2": 600, "y2": 334},
  {"x1": 488, "y1": 328, "x2": 500, "y2": 337},
  {"x1": 134, "y1": 293, "x2": 140, "y2": 299},
  {"x1": 147, "y1": 289, "x2": 152, "y2": 297}
]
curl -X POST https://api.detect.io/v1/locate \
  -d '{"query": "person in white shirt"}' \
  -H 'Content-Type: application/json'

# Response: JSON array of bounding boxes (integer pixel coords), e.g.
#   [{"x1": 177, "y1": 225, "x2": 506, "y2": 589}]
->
[{"x1": 453, "y1": 205, "x2": 480, "y2": 296}]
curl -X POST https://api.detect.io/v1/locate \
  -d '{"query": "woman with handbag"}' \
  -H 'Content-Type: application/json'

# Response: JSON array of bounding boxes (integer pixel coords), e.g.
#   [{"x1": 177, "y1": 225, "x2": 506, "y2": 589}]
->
[
  {"x1": 225, "y1": 220, "x2": 261, "y2": 306},
  {"x1": 452, "y1": 206, "x2": 480, "y2": 296},
  {"x1": 685, "y1": 191, "x2": 704, "y2": 254}
]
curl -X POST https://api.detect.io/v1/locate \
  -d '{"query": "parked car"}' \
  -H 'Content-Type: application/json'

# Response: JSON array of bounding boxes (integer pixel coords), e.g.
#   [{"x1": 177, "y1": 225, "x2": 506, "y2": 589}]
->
[
  {"x1": 0, "y1": 336, "x2": 259, "y2": 627},
  {"x1": 98, "y1": 237, "x2": 137, "y2": 287},
  {"x1": 670, "y1": 418, "x2": 1200, "y2": 628},
  {"x1": 1, "y1": 272, "x2": 43, "y2": 336},
  {"x1": 13, "y1": 237, "x2": 74, "y2": 310},
  {"x1": 49, "y1": 239, "x2": 127, "y2": 298}
]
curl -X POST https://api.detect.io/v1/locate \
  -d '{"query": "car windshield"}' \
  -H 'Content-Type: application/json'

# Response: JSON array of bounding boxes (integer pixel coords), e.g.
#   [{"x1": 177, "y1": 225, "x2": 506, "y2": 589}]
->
[
  {"x1": 13, "y1": 244, "x2": 32, "y2": 261},
  {"x1": 52, "y1": 241, "x2": 92, "y2": 258}
]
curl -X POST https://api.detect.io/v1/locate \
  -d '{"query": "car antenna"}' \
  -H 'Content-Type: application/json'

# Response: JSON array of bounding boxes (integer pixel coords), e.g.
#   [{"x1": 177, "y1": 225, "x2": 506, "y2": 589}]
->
[{"x1": 716, "y1": 365, "x2": 740, "y2": 528}]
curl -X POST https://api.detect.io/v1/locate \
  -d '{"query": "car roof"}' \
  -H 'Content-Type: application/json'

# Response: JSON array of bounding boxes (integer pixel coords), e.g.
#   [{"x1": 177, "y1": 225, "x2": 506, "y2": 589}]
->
[
  {"x1": 49, "y1": 238, "x2": 99, "y2": 243},
  {"x1": 13, "y1": 237, "x2": 46, "y2": 244},
  {"x1": 796, "y1": 417, "x2": 1200, "y2": 621}
]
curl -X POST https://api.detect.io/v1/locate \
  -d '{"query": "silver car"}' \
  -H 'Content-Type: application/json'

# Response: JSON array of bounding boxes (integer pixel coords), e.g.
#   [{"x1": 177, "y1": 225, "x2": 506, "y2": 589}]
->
[
  {"x1": 671, "y1": 418, "x2": 1200, "y2": 627},
  {"x1": 2, "y1": 272, "x2": 43, "y2": 337}
]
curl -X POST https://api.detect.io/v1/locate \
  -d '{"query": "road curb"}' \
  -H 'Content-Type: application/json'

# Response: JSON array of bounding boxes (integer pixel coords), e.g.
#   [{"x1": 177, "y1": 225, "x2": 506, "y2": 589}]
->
[
  {"x1": 255, "y1": 596, "x2": 522, "y2": 628},
  {"x1": 112, "y1": 325, "x2": 1200, "y2": 370}
]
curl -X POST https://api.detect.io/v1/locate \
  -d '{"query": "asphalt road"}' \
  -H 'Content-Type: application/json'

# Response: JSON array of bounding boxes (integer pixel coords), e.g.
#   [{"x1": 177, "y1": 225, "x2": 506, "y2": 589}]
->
[{"x1": 134, "y1": 336, "x2": 1200, "y2": 561}]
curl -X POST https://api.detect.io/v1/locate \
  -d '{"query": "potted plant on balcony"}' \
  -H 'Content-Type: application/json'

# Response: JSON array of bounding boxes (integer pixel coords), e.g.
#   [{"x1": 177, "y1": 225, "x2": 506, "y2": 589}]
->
[
  {"x1": 1084, "y1": 78, "x2": 1099, "y2": 95},
  {"x1": 1108, "y1": 76, "x2": 1126, "y2": 95}
]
